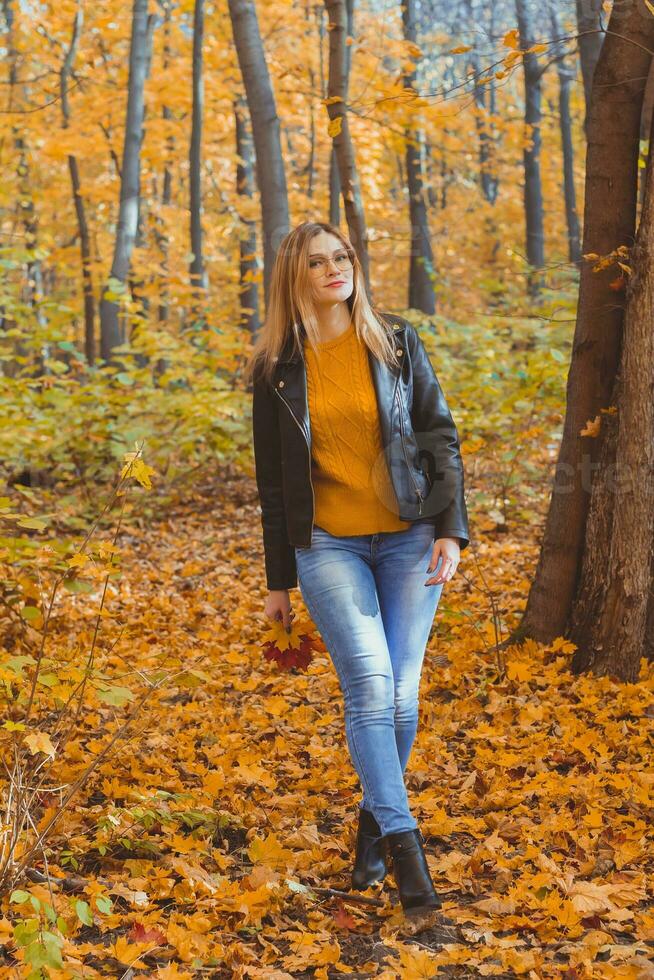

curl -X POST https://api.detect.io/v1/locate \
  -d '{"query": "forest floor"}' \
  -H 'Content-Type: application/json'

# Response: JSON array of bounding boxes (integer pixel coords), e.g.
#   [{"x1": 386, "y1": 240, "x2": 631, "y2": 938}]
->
[{"x1": 2, "y1": 469, "x2": 654, "y2": 979}]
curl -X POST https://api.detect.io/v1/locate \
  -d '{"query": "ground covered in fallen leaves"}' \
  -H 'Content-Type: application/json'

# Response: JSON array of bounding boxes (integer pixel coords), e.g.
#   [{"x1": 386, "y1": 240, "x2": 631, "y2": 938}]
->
[{"x1": 2, "y1": 471, "x2": 654, "y2": 979}]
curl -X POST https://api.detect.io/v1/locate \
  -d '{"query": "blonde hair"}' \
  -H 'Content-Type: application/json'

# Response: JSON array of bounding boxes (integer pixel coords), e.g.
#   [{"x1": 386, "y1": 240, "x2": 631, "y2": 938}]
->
[{"x1": 243, "y1": 220, "x2": 398, "y2": 387}]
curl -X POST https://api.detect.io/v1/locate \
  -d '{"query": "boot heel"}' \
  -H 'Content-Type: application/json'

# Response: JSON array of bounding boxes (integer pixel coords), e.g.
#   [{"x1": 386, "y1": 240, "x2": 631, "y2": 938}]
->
[
  {"x1": 351, "y1": 807, "x2": 388, "y2": 891},
  {"x1": 385, "y1": 827, "x2": 441, "y2": 914}
]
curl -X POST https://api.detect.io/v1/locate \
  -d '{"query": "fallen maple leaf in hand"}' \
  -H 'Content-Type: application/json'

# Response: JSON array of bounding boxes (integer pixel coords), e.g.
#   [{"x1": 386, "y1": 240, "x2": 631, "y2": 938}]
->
[{"x1": 261, "y1": 618, "x2": 320, "y2": 671}]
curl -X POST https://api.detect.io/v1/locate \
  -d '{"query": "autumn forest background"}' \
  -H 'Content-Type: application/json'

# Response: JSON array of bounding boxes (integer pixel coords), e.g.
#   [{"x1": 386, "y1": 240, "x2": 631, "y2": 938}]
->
[{"x1": 0, "y1": 0, "x2": 653, "y2": 977}]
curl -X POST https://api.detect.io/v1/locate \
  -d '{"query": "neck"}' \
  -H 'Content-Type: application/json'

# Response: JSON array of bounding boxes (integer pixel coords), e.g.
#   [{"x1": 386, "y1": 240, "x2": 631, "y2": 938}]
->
[{"x1": 314, "y1": 301, "x2": 351, "y2": 342}]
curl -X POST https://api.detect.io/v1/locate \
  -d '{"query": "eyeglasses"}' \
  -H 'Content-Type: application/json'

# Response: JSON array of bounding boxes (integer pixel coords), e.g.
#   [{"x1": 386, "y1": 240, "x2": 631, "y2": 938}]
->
[{"x1": 308, "y1": 250, "x2": 354, "y2": 277}]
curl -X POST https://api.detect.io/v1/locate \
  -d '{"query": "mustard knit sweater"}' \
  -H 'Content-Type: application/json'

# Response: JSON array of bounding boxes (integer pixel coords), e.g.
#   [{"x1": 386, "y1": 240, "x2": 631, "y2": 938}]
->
[{"x1": 303, "y1": 320, "x2": 410, "y2": 536}]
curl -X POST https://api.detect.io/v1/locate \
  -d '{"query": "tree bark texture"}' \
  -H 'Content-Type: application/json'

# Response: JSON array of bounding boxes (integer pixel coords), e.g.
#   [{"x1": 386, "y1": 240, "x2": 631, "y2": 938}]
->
[
  {"x1": 329, "y1": 146, "x2": 341, "y2": 225},
  {"x1": 401, "y1": 0, "x2": 435, "y2": 315},
  {"x1": 235, "y1": 94, "x2": 260, "y2": 335},
  {"x1": 576, "y1": 0, "x2": 604, "y2": 132},
  {"x1": 100, "y1": 0, "x2": 153, "y2": 361},
  {"x1": 190, "y1": 0, "x2": 207, "y2": 297},
  {"x1": 466, "y1": 0, "x2": 498, "y2": 205},
  {"x1": 638, "y1": 61, "x2": 654, "y2": 210},
  {"x1": 158, "y1": 2, "x2": 173, "y2": 324},
  {"x1": 61, "y1": 7, "x2": 95, "y2": 364},
  {"x1": 228, "y1": 0, "x2": 289, "y2": 308},
  {"x1": 516, "y1": 0, "x2": 654, "y2": 648},
  {"x1": 551, "y1": 4, "x2": 581, "y2": 265},
  {"x1": 4, "y1": 0, "x2": 45, "y2": 330},
  {"x1": 570, "y1": 101, "x2": 654, "y2": 682},
  {"x1": 323, "y1": 0, "x2": 370, "y2": 293},
  {"x1": 515, "y1": 0, "x2": 545, "y2": 287}
]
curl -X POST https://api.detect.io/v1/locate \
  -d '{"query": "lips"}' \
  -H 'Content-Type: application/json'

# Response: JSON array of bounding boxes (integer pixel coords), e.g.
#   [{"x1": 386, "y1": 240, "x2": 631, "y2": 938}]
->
[{"x1": 326, "y1": 281, "x2": 345, "y2": 287}]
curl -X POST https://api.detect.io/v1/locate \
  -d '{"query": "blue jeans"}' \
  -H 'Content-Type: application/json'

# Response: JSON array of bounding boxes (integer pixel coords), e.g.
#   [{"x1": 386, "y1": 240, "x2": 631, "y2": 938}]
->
[{"x1": 294, "y1": 521, "x2": 444, "y2": 836}]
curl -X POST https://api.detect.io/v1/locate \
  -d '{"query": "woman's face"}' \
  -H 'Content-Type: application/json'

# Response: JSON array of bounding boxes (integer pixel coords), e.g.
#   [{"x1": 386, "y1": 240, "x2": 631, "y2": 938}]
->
[{"x1": 307, "y1": 231, "x2": 354, "y2": 305}]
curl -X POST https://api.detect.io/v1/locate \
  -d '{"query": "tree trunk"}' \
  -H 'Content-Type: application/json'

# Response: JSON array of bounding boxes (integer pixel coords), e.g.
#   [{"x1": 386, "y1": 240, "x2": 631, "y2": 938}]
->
[
  {"x1": 569, "y1": 102, "x2": 654, "y2": 682},
  {"x1": 515, "y1": 0, "x2": 545, "y2": 293},
  {"x1": 60, "y1": 8, "x2": 95, "y2": 364},
  {"x1": 3, "y1": 0, "x2": 46, "y2": 335},
  {"x1": 466, "y1": 0, "x2": 498, "y2": 205},
  {"x1": 304, "y1": 0, "x2": 316, "y2": 200},
  {"x1": 129, "y1": 25, "x2": 156, "y2": 348},
  {"x1": 514, "y1": 0, "x2": 654, "y2": 648},
  {"x1": 323, "y1": 0, "x2": 370, "y2": 293},
  {"x1": 158, "y1": 2, "x2": 173, "y2": 324},
  {"x1": 1, "y1": 0, "x2": 26, "y2": 376},
  {"x1": 472, "y1": 74, "x2": 499, "y2": 206},
  {"x1": 329, "y1": 147, "x2": 341, "y2": 225},
  {"x1": 551, "y1": 4, "x2": 581, "y2": 265},
  {"x1": 315, "y1": 3, "x2": 340, "y2": 225},
  {"x1": 68, "y1": 157, "x2": 95, "y2": 362},
  {"x1": 235, "y1": 94, "x2": 260, "y2": 335},
  {"x1": 306, "y1": 82, "x2": 316, "y2": 199},
  {"x1": 644, "y1": 549, "x2": 654, "y2": 662},
  {"x1": 99, "y1": 0, "x2": 154, "y2": 361},
  {"x1": 576, "y1": 0, "x2": 604, "y2": 134},
  {"x1": 638, "y1": 60, "x2": 654, "y2": 209},
  {"x1": 190, "y1": 0, "x2": 208, "y2": 305},
  {"x1": 401, "y1": 0, "x2": 435, "y2": 314},
  {"x1": 227, "y1": 0, "x2": 289, "y2": 309},
  {"x1": 423, "y1": 140, "x2": 439, "y2": 209}
]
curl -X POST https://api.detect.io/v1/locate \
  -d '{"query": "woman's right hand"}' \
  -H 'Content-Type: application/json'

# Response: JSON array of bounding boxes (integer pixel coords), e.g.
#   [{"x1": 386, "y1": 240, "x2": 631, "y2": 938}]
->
[{"x1": 264, "y1": 589, "x2": 295, "y2": 632}]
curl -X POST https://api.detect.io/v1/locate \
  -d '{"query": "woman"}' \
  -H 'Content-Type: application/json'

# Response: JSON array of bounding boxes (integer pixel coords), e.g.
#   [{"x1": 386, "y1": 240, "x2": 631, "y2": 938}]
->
[{"x1": 245, "y1": 220, "x2": 469, "y2": 916}]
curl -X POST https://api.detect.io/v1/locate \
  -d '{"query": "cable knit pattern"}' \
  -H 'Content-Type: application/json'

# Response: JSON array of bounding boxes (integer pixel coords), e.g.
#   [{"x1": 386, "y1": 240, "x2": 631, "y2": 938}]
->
[{"x1": 304, "y1": 320, "x2": 411, "y2": 536}]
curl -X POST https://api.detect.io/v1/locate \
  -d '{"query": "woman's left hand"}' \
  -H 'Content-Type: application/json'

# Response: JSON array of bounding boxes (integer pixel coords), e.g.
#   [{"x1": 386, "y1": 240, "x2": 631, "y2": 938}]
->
[{"x1": 425, "y1": 537, "x2": 461, "y2": 586}]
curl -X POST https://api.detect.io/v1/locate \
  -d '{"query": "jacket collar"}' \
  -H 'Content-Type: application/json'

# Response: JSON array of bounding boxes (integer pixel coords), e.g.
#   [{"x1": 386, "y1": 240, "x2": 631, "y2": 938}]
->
[{"x1": 271, "y1": 315, "x2": 407, "y2": 449}]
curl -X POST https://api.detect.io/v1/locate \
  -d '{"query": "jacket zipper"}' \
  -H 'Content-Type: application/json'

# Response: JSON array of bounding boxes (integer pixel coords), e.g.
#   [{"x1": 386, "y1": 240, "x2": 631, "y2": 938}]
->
[
  {"x1": 274, "y1": 384, "x2": 315, "y2": 544},
  {"x1": 396, "y1": 386, "x2": 424, "y2": 516}
]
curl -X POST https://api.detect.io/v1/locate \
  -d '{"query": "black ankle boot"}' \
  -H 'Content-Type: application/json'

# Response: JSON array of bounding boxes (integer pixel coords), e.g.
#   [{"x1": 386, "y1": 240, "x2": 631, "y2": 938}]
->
[
  {"x1": 385, "y1": 828, "x2": 441, "y2": 914},
  {"x1": 351, "y1": 807, "x2": 388, "y2": 890}
]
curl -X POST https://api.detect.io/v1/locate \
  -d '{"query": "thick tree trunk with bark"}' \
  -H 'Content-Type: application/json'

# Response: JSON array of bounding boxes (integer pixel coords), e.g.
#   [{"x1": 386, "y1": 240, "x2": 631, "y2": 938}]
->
[
  {"x1": 569, "y1": 103, "x2": 654, "y2": 682},
  {"x1": 515, "y1": 0, "x2": 544, "y2": 292},
  {"x1": 551, "y1": 5, "x2": 581, "y2": 265},
  {"x1": 645, "y1": 552, "x2": 654, "y2": 661},
  {"x1": 189, "y1": 0, "x2": 207, "y2": 301},
  {"x1": 323, "y1": 0, "x2": 370, "y2": 293},
  {"x1": 61, "y1": 8, "x2": 95, "y2": 364},
  {"x1": 576, "y1": 0, "x2": 604, "y2": 132},
  {"x1": 228, "y1": 0, "x2": 289, "y2": 308},
  {"x1": 401, "y1": 0, "x2": 435, "y2": 315},
  {"x1": 100, "y1": 0, "x2": 154, "y2": 361},
  {"x1": 235, "y1": 94, "x2": 260, "y2": 335},
  {"x1": 515, "y1": 0, "x2": 654, "y2": 648},
  {"x1": 639, "y1": 61, "x2": 654, "y2": 209}
]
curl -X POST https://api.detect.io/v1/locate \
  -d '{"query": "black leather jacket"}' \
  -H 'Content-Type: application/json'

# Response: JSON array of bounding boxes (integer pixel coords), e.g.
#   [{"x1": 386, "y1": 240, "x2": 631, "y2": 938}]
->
[{"x1": 252, "y1": 312, "x2": 469, "y2": 590}]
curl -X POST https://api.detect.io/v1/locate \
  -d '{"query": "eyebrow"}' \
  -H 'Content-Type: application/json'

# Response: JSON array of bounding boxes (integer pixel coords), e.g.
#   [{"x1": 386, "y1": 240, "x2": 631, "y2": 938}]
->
[{"x1": 309, "y1": 248, "x2": 347, "y2": 257}]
